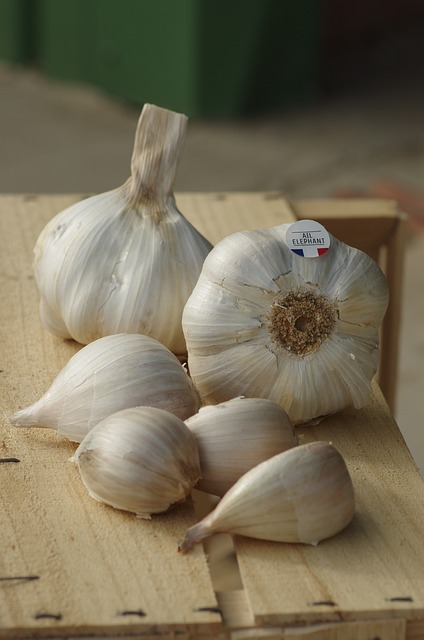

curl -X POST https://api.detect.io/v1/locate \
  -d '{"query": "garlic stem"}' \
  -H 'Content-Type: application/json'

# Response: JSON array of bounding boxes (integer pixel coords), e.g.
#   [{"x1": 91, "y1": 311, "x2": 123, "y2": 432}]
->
[{"x1": 128, "y1": 103, "x2": 187, "y2": 214}]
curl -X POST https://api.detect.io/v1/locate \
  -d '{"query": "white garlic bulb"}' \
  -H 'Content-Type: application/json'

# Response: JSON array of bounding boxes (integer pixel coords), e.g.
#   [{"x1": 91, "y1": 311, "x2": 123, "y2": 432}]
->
[
  {"x1": 73, "y1": 406, "x2": 201, "y2": 518},
  {"x1": 182, "y1": 221, "x2": 389, "y2": 424},
  {"x1": 185, "y1": 397, "x2": 296, "y2": 497},
  {"x1": 33, "y1": 103, "x2": 212, "y2": 356},
  {"x1": 9, "y1": 333, "x2": 200, "y2": 442},
  {"x1": 178, "y1": 441, "x2": 355, "y2": 552}
]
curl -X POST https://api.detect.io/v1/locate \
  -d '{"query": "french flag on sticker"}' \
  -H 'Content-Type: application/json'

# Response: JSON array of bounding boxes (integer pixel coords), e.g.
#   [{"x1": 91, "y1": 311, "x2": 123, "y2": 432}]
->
[
  {"x1": 285, "y1": 220, "x2": 331, "y2": 259},
  {"x1": 292, "y1": 246, "x2": 329, "y2": 257}
]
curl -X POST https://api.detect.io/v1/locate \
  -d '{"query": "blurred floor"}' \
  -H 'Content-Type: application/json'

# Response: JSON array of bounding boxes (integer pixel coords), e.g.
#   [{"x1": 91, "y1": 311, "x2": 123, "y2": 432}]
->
[{"x1": 1, "y1": 61, "x2": 423, "y2": 474}]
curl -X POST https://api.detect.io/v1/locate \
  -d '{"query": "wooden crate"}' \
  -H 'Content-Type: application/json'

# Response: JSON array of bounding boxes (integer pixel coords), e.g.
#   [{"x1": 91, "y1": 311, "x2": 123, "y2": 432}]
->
[{"x1": 0, "y1": 192, "x2": 421, "y2": 640}]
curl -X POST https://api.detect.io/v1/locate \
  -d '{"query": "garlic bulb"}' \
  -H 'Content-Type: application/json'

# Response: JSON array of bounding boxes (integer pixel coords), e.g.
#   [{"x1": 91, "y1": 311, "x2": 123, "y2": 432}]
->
[
  {"x1": 178, "y1": 441, "x2": 354, "y2": 552},
  {"x1": 185, "y1": 397, "x2": 296, "y2": 497},
  {"x1": 9, "y1": 333, "x2": 200, "y2": 442},
  {"x1": 33, "y1": 103, "x2": 212, "y2": 356},
  {"x1": 182, "y1": 221, "x2": 389, "y2": 424},
  {"x1": 73, "y1": 406, "x2": 201, "y2": 518}
]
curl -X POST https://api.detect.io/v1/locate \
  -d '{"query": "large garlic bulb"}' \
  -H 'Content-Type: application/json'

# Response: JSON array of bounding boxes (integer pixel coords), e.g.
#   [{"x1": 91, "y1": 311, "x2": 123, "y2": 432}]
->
[
  {"x1": 74, "y1": 406, "x2": 201, "y2": 518},
  {"x1": 182, "y1": 220, "x2": 389, "y2": 424},
  {"x1": 185, "y1": 397, "x2": 296, "y2": 497},
  {"x1": 179, "y1": 441, "x2": 355, "y2": 552},
  {"x1": 34, "y1": 103, "x2": 212, "y2": 356},
  {"x1": 9, "y1": 333, "x2": 200, "y2": 442}
]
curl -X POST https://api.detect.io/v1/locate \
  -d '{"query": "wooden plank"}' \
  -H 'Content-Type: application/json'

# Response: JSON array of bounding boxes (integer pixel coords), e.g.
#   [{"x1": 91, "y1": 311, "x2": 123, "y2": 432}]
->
[
  {"x1": 0, "y1": 193, "x2": 295, "y2": 639},
  {"x1": 1, "y1": 193, "x2": 418, "y2": 637},
  {"x1": 290, "y1": 197, "x2": 401, "y2": 249},
  {"x1": 379, "y1": 211, "x2": 407, "y2": 411},
  {"x1": 216, "y1": 589, "x2": 255, "y2": 629},
  {"x1": 234, "y1": 382, "x2": 424, "y2": 628},
  {"x1": 227, "y1": 618, "x2": 407, "y2": 639},
  {"x1": 283, "y1": 619, "x2": 406, "y2": 639},
  {"x1": 177, "y1": 191, "x2": 296, "y2": 243},
  {"x1": 407, "y1": 619, "x2": 424, "y2": 640}
]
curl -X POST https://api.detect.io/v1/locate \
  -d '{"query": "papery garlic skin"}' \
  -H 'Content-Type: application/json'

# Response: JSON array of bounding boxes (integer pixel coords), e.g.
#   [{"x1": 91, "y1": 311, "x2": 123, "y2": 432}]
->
[
  {"x1": 34, "y1": 104, "x2": 212, "y2": 356},
  {"x1": 9, "y1": 333, "x2": 200, "y2": 442},
  {"x1": 185, "y1": 397, "x2": 296, "y2": 497},
  {"x1": 178, "y1": 441, "x2": 355, "y2": 552},
  {"x1": 74, "y1": 407, "x2": 201, "y2": 518},
  {"x1": 182, "y1": 222, "x2": 389, "y2": 424}
]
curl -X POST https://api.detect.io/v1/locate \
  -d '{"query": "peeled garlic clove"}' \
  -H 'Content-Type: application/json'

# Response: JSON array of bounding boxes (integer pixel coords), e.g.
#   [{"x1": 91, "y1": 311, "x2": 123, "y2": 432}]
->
[
  {"x1": 34, "y1": 103, "x2": 212, "y2": 356},
  {"x1": 73, "y1": 406, "x2": 201, "y2": 518},
  {"x1": 178, "y1": 441, "x2": 355, "y2": 552},
  {"x1": 9, "y1": 333, "x2": 200, "y2": 442},
  {"x1": 185, "y1": 396, "x2": 296, "y2": 497},
  {"x1": 182, "y1": 221, "x2": 389, "y2": 423}
]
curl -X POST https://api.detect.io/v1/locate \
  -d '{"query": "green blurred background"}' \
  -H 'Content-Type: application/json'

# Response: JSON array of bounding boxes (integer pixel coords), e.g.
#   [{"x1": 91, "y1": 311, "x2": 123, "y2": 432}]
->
[{"x1": 1, "y1": 0, "x2": 424, "y2": 118}]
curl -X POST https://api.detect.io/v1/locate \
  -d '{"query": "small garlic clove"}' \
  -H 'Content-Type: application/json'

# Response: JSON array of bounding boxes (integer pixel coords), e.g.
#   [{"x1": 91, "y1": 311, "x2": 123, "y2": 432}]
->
[
  {"x1": 185, "y1": 396, "x2": 296, "y2": 497},
  {"x1": 73, "y1": 406, "x2": 201, "y2": 518},
  {"x1": 9, "y1": 333, "x2": 200, "y2": 442},
  {"x1": 178, "y1": 441, "x2": 355, "y2": 553}
]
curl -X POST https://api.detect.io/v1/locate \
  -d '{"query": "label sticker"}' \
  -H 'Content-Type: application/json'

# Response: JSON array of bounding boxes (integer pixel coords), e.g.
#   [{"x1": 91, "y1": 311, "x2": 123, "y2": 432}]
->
[{"x1": 285, "y1": 219, "x2": 330, "y2": 258}]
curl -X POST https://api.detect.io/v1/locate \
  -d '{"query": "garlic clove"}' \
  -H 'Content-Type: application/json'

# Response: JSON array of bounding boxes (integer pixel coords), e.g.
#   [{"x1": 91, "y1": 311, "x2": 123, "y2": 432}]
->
[
  {"x1": 73, "y1": 406, "x2": 201, "y2": 518},
  {"x1": 185, "y1": 397, "x2": 296, "y2": 497},
  {"x1": 9, "y1": 333, "x2": 200, "y2": 442},
  {"x1": 178, "y1": 441, "x2": 355, "y2": 552},
  {"x1": 34, "y1": 104, "x2": 212, "y2": 356},
  {"x1": 182, "y1": 222, "x2": 389, "y2": 423}
]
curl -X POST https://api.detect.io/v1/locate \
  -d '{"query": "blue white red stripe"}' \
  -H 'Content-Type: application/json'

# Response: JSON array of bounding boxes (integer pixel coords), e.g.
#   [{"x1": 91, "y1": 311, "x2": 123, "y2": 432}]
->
[{"x1": 292, "y1": 246, "x2": 329, "y2": 258}]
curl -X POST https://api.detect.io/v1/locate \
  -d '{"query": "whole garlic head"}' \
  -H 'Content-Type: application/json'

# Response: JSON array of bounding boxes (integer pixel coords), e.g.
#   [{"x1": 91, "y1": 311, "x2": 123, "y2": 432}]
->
[
  {"x1": 74, "y1": 406, "x2": 201, "y2": 518},
  {"x1": 182, "y1": 221, "x2": 389, "y2": 424},
  {"x1": 9, "y1": 333, "x2": 200, "y2": 442},
  {"x1": 33, "y1": 103, "x2": 212, "y2": 356}
]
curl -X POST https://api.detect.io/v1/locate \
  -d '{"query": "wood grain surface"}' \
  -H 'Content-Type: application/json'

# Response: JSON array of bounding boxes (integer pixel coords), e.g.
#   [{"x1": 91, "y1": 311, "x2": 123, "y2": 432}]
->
[{"x1": 0, "y1": 193, "x2": 421, "y2": 639}]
